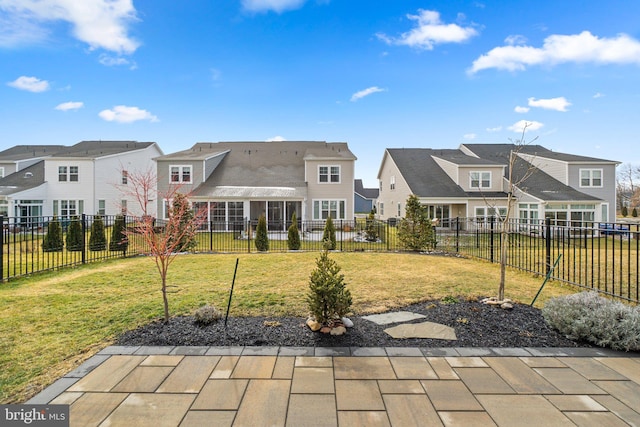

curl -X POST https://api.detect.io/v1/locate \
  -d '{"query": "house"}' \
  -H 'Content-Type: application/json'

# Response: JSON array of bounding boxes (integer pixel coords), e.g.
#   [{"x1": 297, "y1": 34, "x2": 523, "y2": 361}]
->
[
  {"x1": 0, "y1": 145, "x2": 66, "y2": 178},
  {"x1": 155, "y1": 141, "x2": 357, "y2": 229},
  {"x1": 376, "y1": 144, "x2": 619, "y2": 227},
  {"x1": 0, "y1": 141, "x2": 163, "y2": 222},
  {"x1": 354, "y1": 179, "x2": 379, "y2": 214}
]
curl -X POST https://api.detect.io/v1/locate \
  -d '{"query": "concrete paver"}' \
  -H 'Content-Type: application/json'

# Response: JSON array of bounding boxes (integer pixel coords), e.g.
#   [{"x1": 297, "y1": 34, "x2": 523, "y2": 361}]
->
[{"x1": 27, "y1": 346, "x2": 640, "y2": 427}]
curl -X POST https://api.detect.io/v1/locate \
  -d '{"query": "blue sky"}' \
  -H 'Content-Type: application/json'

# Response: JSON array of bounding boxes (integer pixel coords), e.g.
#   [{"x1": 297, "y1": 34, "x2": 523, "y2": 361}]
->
[{"x1": 2, "y1": 0, "x2": 640, "y2": 187}]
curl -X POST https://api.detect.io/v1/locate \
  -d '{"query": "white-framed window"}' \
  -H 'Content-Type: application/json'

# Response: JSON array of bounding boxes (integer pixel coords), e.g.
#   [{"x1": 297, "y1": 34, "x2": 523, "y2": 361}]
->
[
  {"x1": 379, "y1": 202, "x2": 384, "y2": 216},
  {"x1": 0, "y1": 199, "x2": 8, "y2": 216},
  {"x1": 121, "y1": 200, "x2": 127, "y2": 215},
  {"x1": 518, "y1": 203, "x2": 539, "y2": 223},
  {"x1": 122, "y1": 170, "x2": 128, "y2": 185},
  {"x1": 54, "y1": 200, "x2": 83, "y2": 218},
  {"x1": 313, "y1": 199, "x2": 346, "y2": 220},
  {"x1": 170, "y1": 165, "x2": 192, "y2": 183},
  {"x1": 390, "y1": 175, "x2": 395, "y2": 190},
  {"x1": 318, "y1": 165, "x2": 340, "y2": 183},
  {"x1": 475, "y1": 206, "x2": 507, "y2": 222},
  {"x1": 470, "y1": 171, "x2": 491, "y2": 189},
  {"x1": 580, "y1": 169, "x2": 603, "y2": 187},
  {"x1": 397, "y1": 203, "x2": 401, "y2": 216},
  {"x1": 97, "y1": 200, "x2": 106, "y2": 216},
  {"x1": 58, "y1": 166, "x2": 79, "y2": 182},
  {"x1": 0, "y1": 167, "x2": 4, "y2": 178}
]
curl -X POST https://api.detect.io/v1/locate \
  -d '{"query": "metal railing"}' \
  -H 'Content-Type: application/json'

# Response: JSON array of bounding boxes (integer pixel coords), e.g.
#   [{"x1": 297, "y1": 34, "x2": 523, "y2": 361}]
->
[{"x1": 1, "y1": 215, "x2": 638, "y2": 304}]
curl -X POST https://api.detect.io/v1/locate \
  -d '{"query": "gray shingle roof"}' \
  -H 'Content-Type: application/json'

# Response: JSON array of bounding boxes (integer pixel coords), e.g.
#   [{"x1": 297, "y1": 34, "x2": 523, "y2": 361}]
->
[
  {"x1": 464, "y1": 143, "x2": 618, "y2": 164},
  {"x1": 0, "y1": 161, "x2": 45, "y2": 196},
  {"x1": 51, "y1": 141, "x2": 156, "y2": 159},
  {"x1": 386, "y1": 148, "x2": 507, "y2": 199},
  {"x1": 354, "y1": 179, "x2": 379, "y2": 199},
  {"x1": 0, "y1": 145, "x2": 66, "y2": 161}
]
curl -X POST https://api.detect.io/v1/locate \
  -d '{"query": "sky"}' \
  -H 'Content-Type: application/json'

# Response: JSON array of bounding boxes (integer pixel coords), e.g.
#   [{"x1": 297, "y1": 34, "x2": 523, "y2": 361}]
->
[{"x1": 2, "y1": 0, "x2": 640, "y2": 187}]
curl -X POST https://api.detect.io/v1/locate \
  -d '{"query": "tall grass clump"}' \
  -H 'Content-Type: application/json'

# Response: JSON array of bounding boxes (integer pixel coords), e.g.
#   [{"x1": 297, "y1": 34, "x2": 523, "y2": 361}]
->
[{"x1": 542, "y1": 291, "x2": 640, "y2": 351}]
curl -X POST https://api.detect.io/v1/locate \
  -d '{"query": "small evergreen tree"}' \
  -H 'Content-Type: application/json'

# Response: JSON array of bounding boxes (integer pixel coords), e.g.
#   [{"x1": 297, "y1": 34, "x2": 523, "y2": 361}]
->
[
  {"x1": 287, "y1": 212, "x2": 301, "y2": 250},
  {"x1": 255, "y1": 214, "x2": 269, "y2": 251},
  {"x1": 307, "y1": 250, "x2": 352, "y2": 326},
  {"x1": 65, "y1": 216, "x2": 83, "y2": 252},
  {"x1": 89, "y1": 215, "x2": 107, "y2": 251},
  {"x1": 365, "y1": 209, "x2": 378, "y2": 241},
  {"x1": 43, "y1": 217, "x2": 64, "y2": 252},
  {"x1": 166, "y1": 193, "x2": 197, "y2": 252},
  {"x1": 109, "y1": 215, "x2": 128, "y2": 252},
  {"x1": 397, "y1": 194, "x2": 436, "y2": 251},
  {"x1": 622, "y1": 206, "x2": 628, "y2": 217},
  {"x1": 322, "y1": 216, "x2": 336, "y2": 250},
  {"x1": 633, "y1": 207, "x2": 638, "y2": 218}
]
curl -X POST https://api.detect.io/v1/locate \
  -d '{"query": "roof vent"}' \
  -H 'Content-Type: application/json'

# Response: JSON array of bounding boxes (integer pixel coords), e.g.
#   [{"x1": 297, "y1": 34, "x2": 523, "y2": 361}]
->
[{"x1": 24, "y1": 172, "x2": 33, "y2": 178}]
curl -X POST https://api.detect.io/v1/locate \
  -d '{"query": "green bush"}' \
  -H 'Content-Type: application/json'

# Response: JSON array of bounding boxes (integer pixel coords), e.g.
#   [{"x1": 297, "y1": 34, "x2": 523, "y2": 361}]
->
[
  {"x1": 621, "y1": 206, "x2": 628, "y2": 217},
  {"x1": 307, "y1": 251, "x2": 352, "y2": 326},
  {"x1": 322, "y1": 216, "x2": 336, "y2": 250},
  {"x1": 109, "y1": 215, "x2": 128, "y2": 252},
  {"x1": 542, "y1": 291, "x2": 640, "y2": 351},
  {"x1": 397, "y1": 194, "x2": 436, "y2": 251},
  {"x1": 194, "y1": 304, "x2": 222, "y2": 325},
  {"x1": 65, "y1": 216, "x2": 83, "y2": 252},
  {"x1": 633, "y1": 207, "x2": 638, "y2": 218},
  {"x1": 365, "y1": 209, "x2": 378, "y2": 241},
  {"x1": 255, "y1": 214, "x2": 269, "y2": 252},
  {"x1": 43, "y1": 217, "x2": 64, "y2": 252},
  {"x1": 287, "y1": 212, "x2": 301, "y2": 250},
  {"x1": 89, "y1": 216, "x2": 107, "y2": 251},
  {"x1": 167, "y1": 193, "x2": 197, "y2": 252}
]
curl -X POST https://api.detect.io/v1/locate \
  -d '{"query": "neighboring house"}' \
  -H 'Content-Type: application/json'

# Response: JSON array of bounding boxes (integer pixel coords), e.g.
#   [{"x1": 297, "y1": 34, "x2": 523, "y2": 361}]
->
[
  {"x1": 0, "y1": 141, "x2": 163, "y2": 222},
  {"x1": 155, "y1": 141, "x2": 357, "y2": 229},
  {"x1": 354, "y1": 179, "x2": 379, "y2": 214},
  {"x1": 0, "y1": 145, "x2": 66, "y2": 179},
  {"x1": 377, "y1": 144, "x2": 619, "y2": 228}
]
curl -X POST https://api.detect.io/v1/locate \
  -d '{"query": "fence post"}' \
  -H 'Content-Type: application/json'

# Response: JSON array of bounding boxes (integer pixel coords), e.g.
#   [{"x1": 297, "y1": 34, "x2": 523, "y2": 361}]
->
[
  {"x1": 0, "y1": 216, "x2": 3, "y2": 281},
  {"x1": 455, "y1": 217, "x2": 459, "y2": 253},
  {"x1": 81, "y1": 213, "x2": 87, "y2": 264},
  {"x1": 210, "y1": 220, "x2": 213, "y2": 252},
  {"x1": 545, "y1": 217, "x2": 551, "y2": 275},
  {"x1": 490, "y1": 216, "x2": 495, "y2": 263}
]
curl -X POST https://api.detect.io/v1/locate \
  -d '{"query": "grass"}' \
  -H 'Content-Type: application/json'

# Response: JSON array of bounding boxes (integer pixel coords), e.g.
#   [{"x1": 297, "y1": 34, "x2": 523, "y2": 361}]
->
[{"x1": 1, "y1": 251, "x2": 579, "y2": 403}]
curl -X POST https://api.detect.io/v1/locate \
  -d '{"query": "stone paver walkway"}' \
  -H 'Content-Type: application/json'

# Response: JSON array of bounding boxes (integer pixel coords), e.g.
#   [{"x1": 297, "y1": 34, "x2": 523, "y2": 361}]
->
[{"x1": 28, "y1": 346, "x2": 640, "y2": 427}]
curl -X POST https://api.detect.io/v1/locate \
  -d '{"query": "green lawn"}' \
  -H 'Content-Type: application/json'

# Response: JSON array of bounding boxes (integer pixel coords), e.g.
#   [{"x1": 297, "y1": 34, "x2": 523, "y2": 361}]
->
[{"x1": 0, "y1": 252, "x2": 578, "y2": 403}]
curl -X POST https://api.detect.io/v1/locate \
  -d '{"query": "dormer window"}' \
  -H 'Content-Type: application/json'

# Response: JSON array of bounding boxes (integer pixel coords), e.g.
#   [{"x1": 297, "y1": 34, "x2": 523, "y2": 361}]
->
[{"x1": 470, "y1": 171, "x2": 491, "y2": 189}]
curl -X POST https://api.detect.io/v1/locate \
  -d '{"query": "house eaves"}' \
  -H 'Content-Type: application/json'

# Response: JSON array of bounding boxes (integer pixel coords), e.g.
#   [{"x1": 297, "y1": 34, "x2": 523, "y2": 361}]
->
[{"x1": 0, "y1": 161, "x2": 46, "y2": 196}]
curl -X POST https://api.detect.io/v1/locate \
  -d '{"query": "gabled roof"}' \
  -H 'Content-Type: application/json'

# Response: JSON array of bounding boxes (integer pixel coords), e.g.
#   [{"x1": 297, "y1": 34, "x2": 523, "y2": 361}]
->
[
  {"x1": 179, "y1": 141, "x2": 356, "y2": 197},
  {"x1": 51, "y1": 141, "x2": 158, "y2": 159},
  {"x1": 354, "y1": 179, "x2": 379, "y2": 199},
  {"x1": 462, "y1": 144, "x2": 601, "y2": 202},
  {"x1": 386, "y1": 148, "x2": 506, "y2": 199},
  {"x1": 463, "y1": 143, "x2": 619, "y2": 164},
  {"x1": 0, "y1": 161, "x2": 45, "y2": 196},
  {"x1": 0, "y1": 145, "x2": 66, "y2": 162}
]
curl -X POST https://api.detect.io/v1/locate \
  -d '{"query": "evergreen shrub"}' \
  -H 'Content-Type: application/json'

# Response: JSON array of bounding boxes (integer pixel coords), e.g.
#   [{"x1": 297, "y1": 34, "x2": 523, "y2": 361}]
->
[
  {"x1": 255, "y1": 214, "x2": 269, "y2": 251},
  {"x1": 42, "y1": 217, "x2": 64, "y2": 252},
  {"x1": 287, "y1": 212, "x2": 301, "y2": 250},
  {"x1": 307, "y1": 251, "x2": 352, "y2": 325},
  {"x1": 89, "y1": 215, "x2": 107, "y2": 251}
]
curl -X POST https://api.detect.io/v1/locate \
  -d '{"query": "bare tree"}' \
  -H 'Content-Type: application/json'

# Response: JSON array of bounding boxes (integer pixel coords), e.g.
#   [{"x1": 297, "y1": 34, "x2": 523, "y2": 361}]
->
[{"x1": 120, "y1": 168, "x2": 207, "y2": 322}]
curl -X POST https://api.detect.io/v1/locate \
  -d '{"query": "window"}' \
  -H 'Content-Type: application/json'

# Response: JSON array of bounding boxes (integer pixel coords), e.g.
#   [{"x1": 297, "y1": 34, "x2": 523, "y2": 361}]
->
[
  {"x1": 475, "y1": 206, "x2": 506, "y2": 222},
  {"x1": 121, "y1": 200, "x2": 127, "y2": 215},
  {"x1": 122, "y1": 170, "x2": 128, "y2": 185},
  {"x1": 580, "y1": 169, "x2": 603, "y2": 187},
  {"x1": 318, "y1": 165, "x2": 340, "y2": 183},
  {"x1": 390, "y1": 175, "x2": 395, "y2": 190},
  {"x1": 313, "y1": 200, "x2": 346, "y2": 220},
  {"x1": 97, "y1": 200, "x2": 106, "y2": 216},
  {"x1": 0, "y1": 200, "x2": 7, "y2": 216},
  {"x1": 470, "y1": 171, "x2": 491, "y2": 189},
  {"x1": 0, "y1": 167, "x2": 4, "y2": 178},
  {"x1": 228, "y1": 201, "x2": 244, "y2": 224},
  {"x1": 58, "y1": 166, "x2": 79, "y2": 182},
  {"x1": 397, "y1": 203, "x2": 401, "y2": 217},
  {"x1": 379, "y1": 202, "x2": 384, "y2": 216},
  {"x1": 60, "y1": 200, "x2": 77, "y2": 217},
  {"x1": 170, "y1": 165, "x2": 192, "y2": 183}
]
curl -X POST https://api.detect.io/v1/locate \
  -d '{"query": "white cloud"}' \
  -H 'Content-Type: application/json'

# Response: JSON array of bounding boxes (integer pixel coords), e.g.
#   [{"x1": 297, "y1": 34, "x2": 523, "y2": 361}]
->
[
  {"x1": 463, "y1": 133, "x2": 477, "y2": 140},
  {"x1": 514, "y1": 106, "x2": 530, "y2": 113},
  {"x1": 593, "y1": 92, "x2": 605, "y2": 98},
  {"x1": 508, "y1": 120, "x2": 544, "y2": 133},
  {"x1": 98, "y1": 105, "x2": 158, "y2": 123},
  {"x1": 99, "y1": 54, "x2": 132, "y2": 67},
  {"x1": 528, "y1": 96, "x2": 571, "y2": 112},
  {"x1": 350, "y1": 86, "x2": 386, "y2": 102},
  {"x1": 469, "y1": 31, "x2": 640, "y2": 74},
  {"x1": 0, "y1": 0, "x2": 140, "y2": 54},
  {"x1": 505, "y1": 34, "x2": 527, "y2": 46},
  {"x1": 55, "y1": 101, "x2": 83, "y2": 111},
  {"x1": 7, "y1": 76, "x2": 49, "y2": 92},
  {"x1": 377, "y1": 9, "x2": 478, "y2": 50},
  {"x1": 241, "y1": 0, "x2": 305, "y2": 13},
  {"x1": 266, "y1": 136, "x2": 286, "y2": 141},
  {"x1": 486, "y1": 126, "x2": 502, "y2": 132}
]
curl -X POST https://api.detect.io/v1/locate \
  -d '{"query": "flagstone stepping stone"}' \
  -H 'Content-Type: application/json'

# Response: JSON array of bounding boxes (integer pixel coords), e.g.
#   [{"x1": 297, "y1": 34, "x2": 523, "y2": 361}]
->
[
  {"x1": 384, "y1": 322, "x2": 457, "y2": 340},
  {"x1": 361, "y1": 311, "x2": 426, "y2": 325}
]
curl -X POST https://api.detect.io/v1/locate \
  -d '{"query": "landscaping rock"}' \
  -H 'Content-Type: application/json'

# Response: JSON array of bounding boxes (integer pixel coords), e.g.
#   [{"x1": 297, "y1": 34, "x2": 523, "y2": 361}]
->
[
  {"x1": 306, "y1": 318, "x2": 321, "y2": 332},
  {"x1": 362, "y1": 311, "x2": 426, "y2": 325},
  {"x1": 341, "y1": 317, "x2": 354, "y2": 328},
  {"x1": 384, "y1": 322, "x2": 457, "y2": 340},
  {"x1": 330, "y1": 326, "x2": 347, "y2": 336}
]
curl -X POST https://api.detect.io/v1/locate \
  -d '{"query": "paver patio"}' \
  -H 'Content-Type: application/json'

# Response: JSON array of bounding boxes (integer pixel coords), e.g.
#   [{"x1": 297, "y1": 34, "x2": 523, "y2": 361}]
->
[{"x1": 27, "y1": 346, "x2": 640, "y2": 427}]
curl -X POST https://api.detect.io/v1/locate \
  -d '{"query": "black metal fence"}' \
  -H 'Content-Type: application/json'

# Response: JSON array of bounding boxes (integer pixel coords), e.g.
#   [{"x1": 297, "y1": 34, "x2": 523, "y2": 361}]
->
[{"x1": 2, "y1": 215, "x2": 638, "y2": 304}]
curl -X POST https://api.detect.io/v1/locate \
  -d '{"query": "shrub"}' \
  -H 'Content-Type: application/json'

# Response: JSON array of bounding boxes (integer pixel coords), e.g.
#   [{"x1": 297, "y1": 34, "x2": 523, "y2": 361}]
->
[
  {"x1": 43, "y1": 217, "x2": 64, "y2": 252},
  {"x1": 307, "y1": 250, "x2": 352, "y2": 326},
  {"x1": 89, "y1": 215, "x2": 107, "y2": 251},
  {"x1": 194, "y1": 304, "x2": 222, "y2": 325},
  {"x1": 287, "y1": 212, "x2": 301, "y2": 250},
  {"x1": 167, "y1": 193, "x2": 197, "y2": 252},
  {"x1": 633, "y1": 207, "x2": 638, "y2": 218},
  {"x1": 255, "y1": 214, "x2": 269, "y2": 251},
  {"x1": 109, "y1": 215, "x2": 128, "y2": 252},
  {"x1": 542, "y1": 291, "x2": 640, "y2": 351},
  {"x1": 397, "y1": 194, "x2": 436, "y2": 251},
  {"x1": 365, "y1": 209, "x2": 378, "y2": 241},
  {"x1": 65, "y1": 216, "x2": 83, "y2": 251},
  {"x1": 322, "y1": 216, "x2": 336, "y2": 250},
  {"x1": 621, "y1": 206, "x2": 628, "y2": 217}
]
